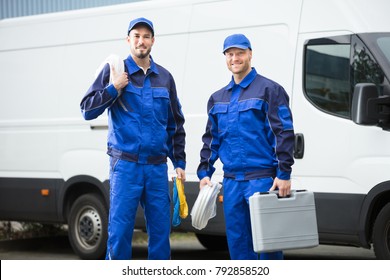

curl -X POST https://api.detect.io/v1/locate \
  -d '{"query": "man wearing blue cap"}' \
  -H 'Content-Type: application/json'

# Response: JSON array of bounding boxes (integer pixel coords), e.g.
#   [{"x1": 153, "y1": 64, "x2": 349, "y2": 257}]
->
[
  {"x1": 80, "y1": 17, "x2": 186, "y2": 260},
  {"x1": 197, "y1": 34, "x2": 294, "y2": 260}
]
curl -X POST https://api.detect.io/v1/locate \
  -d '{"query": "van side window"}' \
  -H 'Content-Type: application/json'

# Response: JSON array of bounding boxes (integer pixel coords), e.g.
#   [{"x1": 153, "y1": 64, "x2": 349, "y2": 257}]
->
[
  {"x1": 304, "y1": 35, "x2": 387, "y2": 119},
  {"x1": 305, "y1": 44, "x2": 351, "y2": 118}
]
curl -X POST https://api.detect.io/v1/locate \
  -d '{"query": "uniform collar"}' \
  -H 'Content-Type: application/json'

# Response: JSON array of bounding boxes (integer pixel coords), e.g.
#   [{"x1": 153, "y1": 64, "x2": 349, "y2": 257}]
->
[
  {"x1": 125, "y1": 55, "x2": 159, "y2": 75},
  {"x1": 226, "y1": 67, "x2": 257, "y2": 90}
]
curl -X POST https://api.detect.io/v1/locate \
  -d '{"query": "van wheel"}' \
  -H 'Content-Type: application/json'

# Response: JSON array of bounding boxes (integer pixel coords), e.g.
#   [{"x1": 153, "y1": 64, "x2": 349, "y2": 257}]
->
[
  {"x1": 195, "y1": 234, "x2": 228, "y2": 251},
  {"x1": 68, "y1": 194, "x2": 108, "y2": 259},
  {"x1": 372, "y1": 203, "x2": 390, "y2": 259}
]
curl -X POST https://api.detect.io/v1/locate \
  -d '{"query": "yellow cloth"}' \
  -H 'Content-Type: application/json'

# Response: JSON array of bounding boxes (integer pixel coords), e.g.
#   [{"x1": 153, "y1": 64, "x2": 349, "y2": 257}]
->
[{"x1": 175, "y1": 177, "x2": 188, "y2": 219}]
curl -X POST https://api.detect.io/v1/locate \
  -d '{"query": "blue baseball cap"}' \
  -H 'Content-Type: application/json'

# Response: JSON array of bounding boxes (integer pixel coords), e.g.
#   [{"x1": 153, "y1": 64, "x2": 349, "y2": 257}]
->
[
  {"x1": 128, "y1": 17, "x2": 154, "y2": 36},
  {"x1": 223, "y1": 34, "x2": 252, "y2": 54}
]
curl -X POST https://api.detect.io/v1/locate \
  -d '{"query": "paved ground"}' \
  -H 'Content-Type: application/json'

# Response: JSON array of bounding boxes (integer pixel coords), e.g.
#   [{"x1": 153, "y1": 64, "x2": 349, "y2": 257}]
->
[{"x1": 0, "y1": 232, "x2": 376, "y2": 260}]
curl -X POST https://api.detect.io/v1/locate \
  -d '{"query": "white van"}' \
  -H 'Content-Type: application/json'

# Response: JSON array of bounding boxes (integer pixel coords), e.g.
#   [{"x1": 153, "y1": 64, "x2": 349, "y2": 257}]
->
[{"x1": 1, "y1": 0, "x2": 389, "y2": 259}]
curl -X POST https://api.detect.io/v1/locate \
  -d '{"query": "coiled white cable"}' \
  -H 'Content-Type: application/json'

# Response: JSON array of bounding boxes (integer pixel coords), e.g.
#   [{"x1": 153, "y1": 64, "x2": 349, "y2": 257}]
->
[
  {"x1": 191, "y1": 182, "x2": 222, "y2": 230},
  {"x1": 95, "y1": 54, "x2": 125, "y2": 96}
]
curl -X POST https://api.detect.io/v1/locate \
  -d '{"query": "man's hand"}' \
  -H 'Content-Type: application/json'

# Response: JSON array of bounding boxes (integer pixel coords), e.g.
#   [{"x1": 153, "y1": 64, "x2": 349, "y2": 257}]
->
[
  {"x1": 199, "y1": 176, "x2": 212, "y2": 190},
  {"x1": 176, "y1": 168, "x2": 186, "y2": 182},
  {"x1": 111, "y1": 65, "x2": 128, "y2": 91},
  {"x1": 269, "y1": 177, "x2": 291, "y2": 197}
]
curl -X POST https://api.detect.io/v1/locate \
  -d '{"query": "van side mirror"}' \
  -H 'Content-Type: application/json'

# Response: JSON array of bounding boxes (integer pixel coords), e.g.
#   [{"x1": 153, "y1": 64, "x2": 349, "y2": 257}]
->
[
  {"x1": 352, "y1": 83, "x2": 390, "y2": 128},
  {"x1": 351, "y1": 83, "x2": 378, "y2": 125}
]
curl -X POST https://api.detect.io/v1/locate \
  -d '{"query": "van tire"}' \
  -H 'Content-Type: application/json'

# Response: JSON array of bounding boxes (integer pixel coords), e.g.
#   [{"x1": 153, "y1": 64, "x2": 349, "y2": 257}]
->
[
  {"x1": 372, "y1": 202, "x2": 390, "y2": 259},
  {"x1": 68, "y1": 194, "x2": 108, "y2": 259},
  {"x1": 195, "y1": 234, "x2": 228, "y2": 251}
]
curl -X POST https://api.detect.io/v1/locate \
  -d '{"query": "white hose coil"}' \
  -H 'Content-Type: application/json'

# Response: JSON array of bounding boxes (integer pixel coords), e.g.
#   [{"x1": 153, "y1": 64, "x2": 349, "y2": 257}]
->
[
  {"x1": 191, "y1": 182, "x2": 222, "y2": 230},
  {"x1": 95, "y1": 54, "x2": 125, "y2": 96}
]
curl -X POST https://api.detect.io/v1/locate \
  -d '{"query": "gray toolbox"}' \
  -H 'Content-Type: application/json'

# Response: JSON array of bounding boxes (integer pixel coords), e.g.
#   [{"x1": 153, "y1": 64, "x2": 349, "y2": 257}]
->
[{"x1": 249, "y1": 190, "x2": 319, "y2": 252}]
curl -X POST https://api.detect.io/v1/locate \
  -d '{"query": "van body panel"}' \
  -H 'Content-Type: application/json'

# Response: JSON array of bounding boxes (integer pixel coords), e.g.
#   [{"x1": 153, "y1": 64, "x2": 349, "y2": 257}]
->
[{"x1": 1, "y1": 0, "x2": 390, "y2": 259}]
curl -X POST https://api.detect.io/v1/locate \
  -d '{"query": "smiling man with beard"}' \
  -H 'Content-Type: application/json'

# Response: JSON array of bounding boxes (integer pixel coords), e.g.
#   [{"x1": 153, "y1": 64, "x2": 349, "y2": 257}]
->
[{"x1": 80, "y1": 17, "x2": 186, "y2": 260}]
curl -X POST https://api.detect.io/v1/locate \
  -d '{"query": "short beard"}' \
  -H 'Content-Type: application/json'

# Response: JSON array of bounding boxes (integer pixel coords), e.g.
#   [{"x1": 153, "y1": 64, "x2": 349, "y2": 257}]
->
[{"x1": 134, "y1": 48, "x2": 151, "y2": 59}]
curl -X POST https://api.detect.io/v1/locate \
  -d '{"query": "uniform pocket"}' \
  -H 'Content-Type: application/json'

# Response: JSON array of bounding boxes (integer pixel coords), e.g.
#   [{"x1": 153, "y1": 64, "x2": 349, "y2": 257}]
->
[
  {"x1": 278, "y1": 105, "x2": 293, "y2": 131},
  {"x1": 152, "y1": 88, "x2": 170, "y2": 126},
  {"x1": 238, "y1": 99, "x2": 266, "y2": 131},
  {"x1": 121, "y1": 83, "x2": 141, "y2": 113},
  {"x1": 209, "y1": 103, "x2": 229, "y2": 133}
]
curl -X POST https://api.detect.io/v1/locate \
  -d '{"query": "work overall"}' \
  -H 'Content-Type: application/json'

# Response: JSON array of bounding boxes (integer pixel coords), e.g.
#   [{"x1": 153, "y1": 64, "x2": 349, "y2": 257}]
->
[
  {"x1": 81, "y1": 55, "x2": 186, "y2": 260},
  {"x1": 107, "y1": 159, "x2": 170, "y2": 260},
  {"x1": 198, "y1": 68, "x2": 294, "y2": 260}
]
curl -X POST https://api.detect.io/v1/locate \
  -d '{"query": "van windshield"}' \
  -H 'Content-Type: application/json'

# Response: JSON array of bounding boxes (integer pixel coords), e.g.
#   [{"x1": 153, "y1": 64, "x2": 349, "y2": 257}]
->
[
  {"x1": 377, "y1": 37, "x2": 390, "y2": 65},
  {"x1": 359, "y1": 33, "x2": 390, "y2": 83}
]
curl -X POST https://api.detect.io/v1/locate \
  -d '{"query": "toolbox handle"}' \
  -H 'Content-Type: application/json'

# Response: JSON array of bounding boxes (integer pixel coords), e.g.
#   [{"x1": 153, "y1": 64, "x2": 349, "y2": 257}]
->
[{"x1": 258, "y1": 189, "x2": 308, "y2": 199}]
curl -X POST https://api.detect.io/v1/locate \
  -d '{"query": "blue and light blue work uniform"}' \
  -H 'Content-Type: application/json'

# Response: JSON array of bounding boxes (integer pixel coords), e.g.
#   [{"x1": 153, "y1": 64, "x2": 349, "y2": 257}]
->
[
  {"x1": 197, "y1": 68, "x2": 294, "y2": 260},
  {"x1": 80, "y1": 55, "x2": 186, "y2": 259}
]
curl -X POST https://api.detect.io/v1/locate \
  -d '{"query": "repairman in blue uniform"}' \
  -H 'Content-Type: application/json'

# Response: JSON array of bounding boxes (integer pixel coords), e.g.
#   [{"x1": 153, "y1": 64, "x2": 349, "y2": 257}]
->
[
  {"x1": 197, "y1": 34, "x2": 294, "y2": 260},
  {"x1": 80, "y1": 18, "x2": 186, "y2": 260}
]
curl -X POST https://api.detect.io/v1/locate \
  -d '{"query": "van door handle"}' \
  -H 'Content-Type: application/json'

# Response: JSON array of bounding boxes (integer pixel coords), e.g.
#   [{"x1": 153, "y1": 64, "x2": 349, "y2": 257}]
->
[
  {"x1": 294, "y1": 133, "x2": 304, "y2": 159},
  {"x1": 90, "y1": 124, "x2": 108, "y2": 130}
]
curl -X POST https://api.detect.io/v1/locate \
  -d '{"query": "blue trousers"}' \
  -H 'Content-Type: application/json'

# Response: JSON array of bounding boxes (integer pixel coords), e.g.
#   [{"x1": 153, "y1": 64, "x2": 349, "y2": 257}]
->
[
  {"x1": 223, "y1": 177, "x2": 283, "y2": 260},
  {"x1": 105, "y1": 158, "x2": 171, "y2": 260}
]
